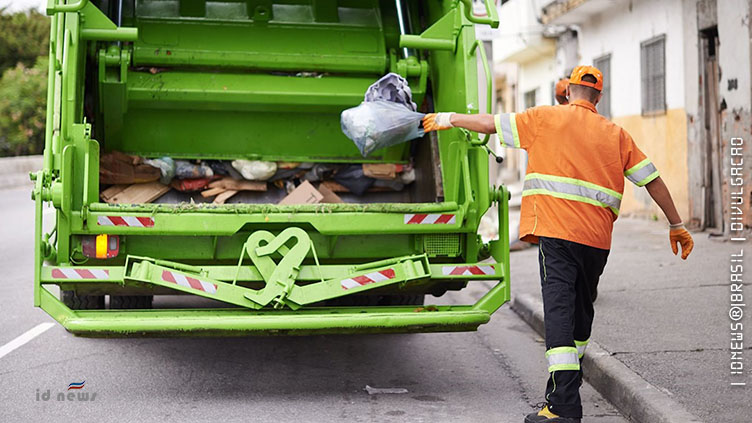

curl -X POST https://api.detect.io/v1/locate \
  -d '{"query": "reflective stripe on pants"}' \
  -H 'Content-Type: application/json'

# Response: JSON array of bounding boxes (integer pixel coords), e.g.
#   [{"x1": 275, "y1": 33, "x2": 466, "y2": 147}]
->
[
  {"x1": 546, "y1": 346, "x2": 580, "y2": 372},
  {"x1": 575, "y1": 339, "x2": 589, "y2": 359}
]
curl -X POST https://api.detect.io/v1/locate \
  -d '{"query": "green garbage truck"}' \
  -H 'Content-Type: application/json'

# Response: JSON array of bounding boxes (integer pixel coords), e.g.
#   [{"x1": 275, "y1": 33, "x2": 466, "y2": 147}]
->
[{"x1": 32, "y1": 0, "x2": 510, "y2": 336}]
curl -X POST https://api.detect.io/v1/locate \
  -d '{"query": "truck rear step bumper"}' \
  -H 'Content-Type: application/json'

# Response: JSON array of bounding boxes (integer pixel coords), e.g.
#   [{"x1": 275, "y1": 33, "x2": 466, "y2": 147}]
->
[{"x1": 40, "y1": 288, "x2": 493, "y2": 337}]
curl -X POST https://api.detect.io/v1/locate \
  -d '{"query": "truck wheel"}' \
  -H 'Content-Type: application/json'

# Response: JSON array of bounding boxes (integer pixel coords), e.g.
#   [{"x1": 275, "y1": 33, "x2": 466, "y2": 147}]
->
[
  {"x1": 61, "y1": 291, "x2": 105, "y2": 310},
  {"x1": 109, "y1": 295, "x2": 153, "y2": 309},
  {"x1": 380, "y1": 294, "x2": 425, "y2": 306}
]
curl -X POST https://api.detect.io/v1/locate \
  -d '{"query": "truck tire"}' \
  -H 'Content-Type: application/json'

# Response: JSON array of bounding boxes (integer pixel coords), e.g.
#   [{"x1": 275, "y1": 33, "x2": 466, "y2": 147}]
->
[
  {"x1": 109, "y1": 295, "x2": 153, "y2": 309},
  {"x1": 61, "y1": 291, "x2": 105, "y2": 310}
]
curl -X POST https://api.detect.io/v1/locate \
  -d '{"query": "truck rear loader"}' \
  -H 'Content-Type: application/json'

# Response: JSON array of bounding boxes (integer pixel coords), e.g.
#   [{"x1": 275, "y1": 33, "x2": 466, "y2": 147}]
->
[{"x1": 32, "y1": 0, "x2": 510, "y2": 336}]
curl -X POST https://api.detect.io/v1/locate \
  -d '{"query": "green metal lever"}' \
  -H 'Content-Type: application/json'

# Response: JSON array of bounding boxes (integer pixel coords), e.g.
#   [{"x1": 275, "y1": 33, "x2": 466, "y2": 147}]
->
[
  {"x1": 241, "y1": 228, "x2": 311, "y2": 309},
  {"x1": 458, "y1": 0, "x2": 500, "y2": 28},
  {"x1": 47, "y1": 0, "x2": 89, "y2": 14},
  {"x1": 469, "y1": 40, "x2": 492, "y2": 146},
  {"x1": 47, "y1": 0, "x2": 138, "y2": 41},
  {"x1": 400, "y1": 0, "x2": 499, "y2": 52},
  {"x1": 124, "y1": 250, "x2": 431, "y2": 311}
]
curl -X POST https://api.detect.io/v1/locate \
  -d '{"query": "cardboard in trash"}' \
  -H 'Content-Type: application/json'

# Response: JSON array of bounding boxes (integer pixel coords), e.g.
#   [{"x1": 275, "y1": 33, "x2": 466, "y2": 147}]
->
[
  {"x1": 104, "y1": 182, "x2": 170, "y2": 204},
  {"x1": 278, "y1": 180, "x2": 323, "y2": 205},
  {"x1": 100, "y1": 151, "x2": 161, "y2": 185},
  {"x1": 362, "y1": 163, "x2": 402, "y2": 180},
  {"x1": 213, "y1": 189, "x2": 238, "y2": 204},
  {"x1": 100, "y1": 184, "x2": 129, "y2": 202},
  {"x1": 208, "y1": 177, "x2": 267, "y2": 192},
  {"x1": 317, "y1": 183, "x2": 344, "y2": 203}
]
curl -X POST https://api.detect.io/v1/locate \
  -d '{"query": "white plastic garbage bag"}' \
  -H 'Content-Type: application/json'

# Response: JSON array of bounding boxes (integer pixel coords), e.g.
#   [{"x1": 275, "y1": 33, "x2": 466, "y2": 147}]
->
[
  {"x1": 341, "y1": 101, "x2": 425, "y2": 157},
  {"x1": 231, "y1": 160, "x2": 277, "y2": 181},
  {"x1": 364, "y1": 72, "x2": 417, "y2": 111}
]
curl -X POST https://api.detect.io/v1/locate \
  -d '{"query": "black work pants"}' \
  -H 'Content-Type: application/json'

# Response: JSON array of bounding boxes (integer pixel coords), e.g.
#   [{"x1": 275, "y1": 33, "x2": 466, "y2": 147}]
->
[{"x1": 537, "y1": 236, "x2": 609, "y2": 418}]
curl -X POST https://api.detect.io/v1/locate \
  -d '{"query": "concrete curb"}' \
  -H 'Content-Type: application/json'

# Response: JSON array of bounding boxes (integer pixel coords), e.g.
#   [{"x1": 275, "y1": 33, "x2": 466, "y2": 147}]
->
[
  {"x1": 510, "y1": 293, "x2": 704, "y2": 423},
  {"x1": 0, "y1": 155, "x2": 42, "y2": 190}
]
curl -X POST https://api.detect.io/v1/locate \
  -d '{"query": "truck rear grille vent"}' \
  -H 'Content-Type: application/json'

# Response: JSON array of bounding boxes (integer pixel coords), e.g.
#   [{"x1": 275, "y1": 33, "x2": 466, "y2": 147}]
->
[{"x1": 423, "y1": 234, "x2": 461, "y2": 257}]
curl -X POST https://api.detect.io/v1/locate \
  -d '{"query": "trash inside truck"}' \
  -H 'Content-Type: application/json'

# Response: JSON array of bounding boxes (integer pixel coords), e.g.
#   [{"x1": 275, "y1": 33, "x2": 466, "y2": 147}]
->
[{"x1": 32, "y1": 0, "x2": 510, "y2": 336}]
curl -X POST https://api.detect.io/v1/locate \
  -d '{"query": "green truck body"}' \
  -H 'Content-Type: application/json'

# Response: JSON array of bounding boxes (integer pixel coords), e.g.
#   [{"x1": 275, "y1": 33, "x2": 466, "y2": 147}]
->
[{"x1": 32, "y1": 0, "x2": 510, "y2": 336}]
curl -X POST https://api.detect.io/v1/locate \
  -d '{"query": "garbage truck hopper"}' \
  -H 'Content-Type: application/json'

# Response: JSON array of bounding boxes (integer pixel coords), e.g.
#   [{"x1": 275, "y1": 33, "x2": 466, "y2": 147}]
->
[{"x1": 32, "y1": 0, "x2": 510, "y2": 336}]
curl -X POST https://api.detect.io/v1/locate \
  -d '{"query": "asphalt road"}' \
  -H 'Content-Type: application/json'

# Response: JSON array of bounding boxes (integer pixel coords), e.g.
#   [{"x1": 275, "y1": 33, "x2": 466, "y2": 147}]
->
[{"x1": 0, "y1": 186, "x2": 626, "y2": 423}]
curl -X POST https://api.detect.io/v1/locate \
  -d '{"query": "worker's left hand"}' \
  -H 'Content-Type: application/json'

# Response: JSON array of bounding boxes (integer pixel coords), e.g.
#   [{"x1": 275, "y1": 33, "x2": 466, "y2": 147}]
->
[
  {"x1": 669, "y1": 224, "x2": 694, "y2": 260},
  {"x1": 422, "y1": 113, "x2": 454, "y2": 132}
]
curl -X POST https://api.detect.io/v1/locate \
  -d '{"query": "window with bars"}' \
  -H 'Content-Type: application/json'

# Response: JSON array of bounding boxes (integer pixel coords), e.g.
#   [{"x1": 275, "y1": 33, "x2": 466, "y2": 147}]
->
[
  {"x1": 641, "y1": 35, "x2": 666, "y2": 114},
  {"x1": 594, "y1": 54, "x2": 611, "y2": 118}
]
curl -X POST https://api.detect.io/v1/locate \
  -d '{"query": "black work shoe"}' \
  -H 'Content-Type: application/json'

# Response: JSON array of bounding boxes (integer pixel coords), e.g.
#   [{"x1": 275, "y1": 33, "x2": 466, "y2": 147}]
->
[{"x1": 524, "y1": 405, "x2": 581, "y2": 423}]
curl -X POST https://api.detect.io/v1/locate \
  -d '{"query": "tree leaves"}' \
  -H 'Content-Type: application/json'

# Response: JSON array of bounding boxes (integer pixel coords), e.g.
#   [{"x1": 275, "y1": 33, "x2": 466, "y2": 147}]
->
[
  {"x1": 0, "y1": 9, "x2": 50, "y2": 156},
  {"x1": 0, "y1": 57, "x2": 48, "y2": 156},
  {"x1": 0, "y1": 9, "x2": 50, "y2": 76}
]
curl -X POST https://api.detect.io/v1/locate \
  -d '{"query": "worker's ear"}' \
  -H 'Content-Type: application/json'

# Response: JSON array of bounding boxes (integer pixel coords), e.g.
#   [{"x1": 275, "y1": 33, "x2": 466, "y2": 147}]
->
[{"x1": 594, "y1": 92, "x2": 603, "y2": 106}]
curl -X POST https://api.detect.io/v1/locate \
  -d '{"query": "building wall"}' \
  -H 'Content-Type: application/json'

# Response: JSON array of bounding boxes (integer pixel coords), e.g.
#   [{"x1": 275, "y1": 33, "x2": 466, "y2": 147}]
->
[
  {"x1": 555, "y1": 30, "x2": 579, "y2": 78},
  {"x1": 612, "y1": 110, "x2": 689, "y2": 218},
  {"x1": 682, "y1": 0, "x2": 703, "y2": 227},
  {"x1": 578, "y1": 0, "x2": 686, "y2": 115},
  {"x1": 717, "y1": 0, "x2": 752, "y2": 232},
  {"x1": 492, "y1": 0, "x2": 547, "y2": 61},
  {"x1": 577, "y1": 0, "x2": 690, "y2": 220},
  {"x1": 517, "y1": 55, "x2": 557, "y2": 109}
]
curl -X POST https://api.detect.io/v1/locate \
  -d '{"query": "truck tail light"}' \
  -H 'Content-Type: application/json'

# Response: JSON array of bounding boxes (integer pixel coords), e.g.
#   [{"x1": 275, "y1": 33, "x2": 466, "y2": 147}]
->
[{"x1": 82, "y1": 234, "x2": 120, "y2": 259}]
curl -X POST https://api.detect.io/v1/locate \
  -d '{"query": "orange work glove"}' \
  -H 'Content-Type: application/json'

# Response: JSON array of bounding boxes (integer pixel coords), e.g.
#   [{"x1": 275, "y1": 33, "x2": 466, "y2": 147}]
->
[
  {"x1": 669, "y1": 223, "x2": 694, "y2": 260},
  {"x1": 422, "y1": 113, "x2": 454, "y2": 132}
]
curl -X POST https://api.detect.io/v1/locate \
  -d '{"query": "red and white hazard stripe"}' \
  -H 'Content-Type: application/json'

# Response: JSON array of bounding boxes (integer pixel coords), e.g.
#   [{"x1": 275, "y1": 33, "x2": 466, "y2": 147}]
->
[
  {"x1": 403, "y1": 214, "x2": 456, "y2": 224},
  {"x1": 51, "y1": 268, "x2": 110, "y2": 279},
  {"x1": 442, "y1": 265, "x2": 495, "y2": 276},
  {"x1": 161, "y1": 270, "x2": 217, "y2": 294},
  {"x1": 97, "y1": 216, "x2": 154, "y2": 227},
  {"x1": 340, "y1": 268, "x2": 396, "y2": 290}
]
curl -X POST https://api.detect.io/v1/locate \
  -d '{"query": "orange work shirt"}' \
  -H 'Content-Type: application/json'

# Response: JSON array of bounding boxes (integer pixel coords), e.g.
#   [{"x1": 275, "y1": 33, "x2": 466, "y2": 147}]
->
[{"x1": 494, "y1": 99, "x2": 659, "y2": 250}]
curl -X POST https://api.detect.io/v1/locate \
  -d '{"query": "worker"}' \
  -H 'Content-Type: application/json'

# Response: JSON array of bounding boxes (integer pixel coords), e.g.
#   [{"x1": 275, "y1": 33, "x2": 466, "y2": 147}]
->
[
  {"x1": 555, "y1": 78, "x2": 569, "y2": 105},
  {"x1": 422, "y1": 65, "x2": 694, "y2": 423}
]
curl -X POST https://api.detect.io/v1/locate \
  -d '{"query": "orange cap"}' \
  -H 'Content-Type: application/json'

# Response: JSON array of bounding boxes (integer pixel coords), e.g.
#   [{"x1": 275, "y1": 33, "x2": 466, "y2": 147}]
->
[
  {"x1": 569, "y1": 65, "x2": 603, "y2": 91},
  {"x1": 555, "y1": 78, "x2": 569, "y2": 98}
]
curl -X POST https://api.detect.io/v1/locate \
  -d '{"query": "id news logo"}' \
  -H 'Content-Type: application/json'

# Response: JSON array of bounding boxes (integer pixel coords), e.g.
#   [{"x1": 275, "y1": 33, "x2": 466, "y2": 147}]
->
[{"x1": 36, "y1": 381, "x2": 98, "y2": 401}]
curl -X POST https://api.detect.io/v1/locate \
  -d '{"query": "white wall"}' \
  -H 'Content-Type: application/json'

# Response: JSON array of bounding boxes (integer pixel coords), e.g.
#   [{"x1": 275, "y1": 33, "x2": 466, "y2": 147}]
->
[
  {"x1": 492, "y1": 0, "x2": 548, "y2": 61},
  {"x1": 717, "y1": 0, "x2": 752, "y2": 112},
  {"x1": 681, "y1": 0, "x2": 700, "y2": 118},
  {"x1": 518, "y1": 55, "x2": 557, "y2": 109},
  {"x1": 577, "y1": 0, "x2": 686, "y2": 117},
  {"x1": 555, "y1": 30, "x2": 579, "y2": 77}
]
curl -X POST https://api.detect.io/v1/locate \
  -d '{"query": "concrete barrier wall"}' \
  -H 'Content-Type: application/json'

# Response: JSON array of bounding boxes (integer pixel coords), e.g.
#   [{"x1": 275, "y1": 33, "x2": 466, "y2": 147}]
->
[{"x1": 0, "y1": 155, "x2": 43, "y2": 190}]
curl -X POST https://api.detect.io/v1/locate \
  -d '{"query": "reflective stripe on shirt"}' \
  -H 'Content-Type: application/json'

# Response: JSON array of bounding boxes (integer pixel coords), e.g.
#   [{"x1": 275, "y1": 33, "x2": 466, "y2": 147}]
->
[
  {"x1": 545, "y1": 346, "x2": 580, "y2": 372},
  {"x1": 624, "y1": 158, "x2": 660, "y2": 186},
  {"x1": 495, "y1": 113, "x2": 521, "y2": 148},
  {"x1": 523, "y1": 173, "x2": 622, "y2": 216}
]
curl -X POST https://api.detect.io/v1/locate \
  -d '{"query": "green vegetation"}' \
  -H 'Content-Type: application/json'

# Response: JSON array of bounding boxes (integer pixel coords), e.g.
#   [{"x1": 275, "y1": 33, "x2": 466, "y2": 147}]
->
[{"x1": 0, "y1": 9, "x2": 50, "y2": 156}]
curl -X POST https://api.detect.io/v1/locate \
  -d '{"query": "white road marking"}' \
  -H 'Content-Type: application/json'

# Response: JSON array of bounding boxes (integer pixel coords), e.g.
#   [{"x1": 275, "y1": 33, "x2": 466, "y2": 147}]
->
[{"x1": 0, "y1": 322, "x2": 55, "y2": 360}]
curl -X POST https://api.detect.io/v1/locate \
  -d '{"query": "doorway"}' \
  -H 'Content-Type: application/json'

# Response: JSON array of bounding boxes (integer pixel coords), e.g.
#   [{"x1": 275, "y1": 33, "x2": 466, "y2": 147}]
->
[{"x1": 699, "y1": 26, "x2": 723, "y2": 232}]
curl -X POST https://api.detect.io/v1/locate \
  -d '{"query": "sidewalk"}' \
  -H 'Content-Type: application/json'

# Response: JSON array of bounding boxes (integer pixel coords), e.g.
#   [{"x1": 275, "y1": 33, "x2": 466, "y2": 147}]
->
[
  {"x1": 506, "y1": 216, "x2": 750, "y2": 421},
  {"x1": 0, "y1": 155, "x2": 41, "y2": 190}
]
